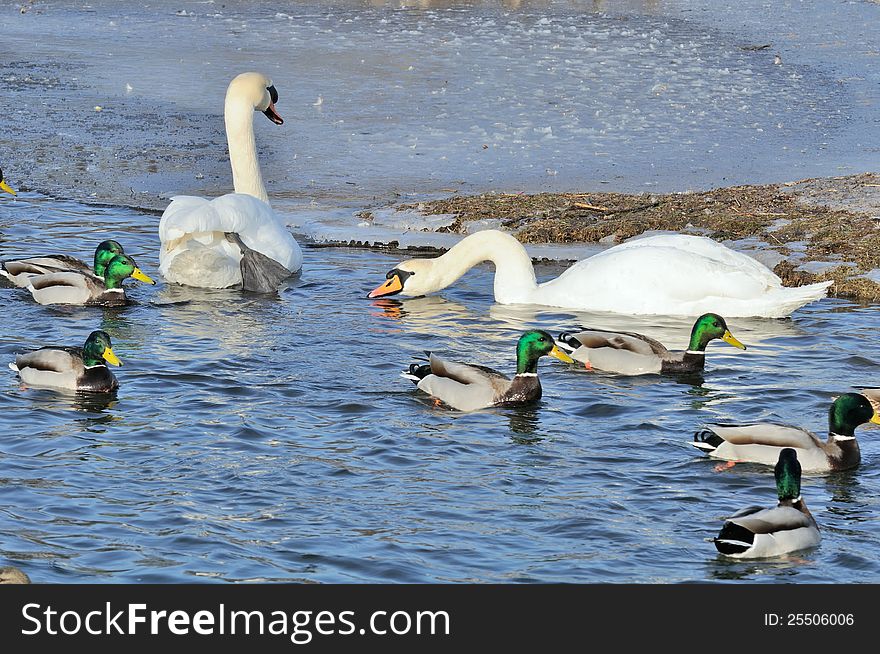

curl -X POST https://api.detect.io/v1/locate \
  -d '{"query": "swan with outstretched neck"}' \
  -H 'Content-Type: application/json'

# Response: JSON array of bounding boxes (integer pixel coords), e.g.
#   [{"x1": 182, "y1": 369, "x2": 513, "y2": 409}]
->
[
  {"x1": 159, "y1": 72, "x2": 303, "y2": 293},
  {"x1": 368, "y1": 230, "x2": 831, "y2": 318}
]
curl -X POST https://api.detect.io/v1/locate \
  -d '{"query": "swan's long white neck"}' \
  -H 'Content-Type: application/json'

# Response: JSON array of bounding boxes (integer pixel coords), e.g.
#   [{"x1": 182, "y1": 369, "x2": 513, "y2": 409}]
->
[
  {"x1": 225, "y1": 93, "x2": 269, "y2": 205},
  {"x1": 426, "y1": 231, "x2": 538, "y2": 303}
]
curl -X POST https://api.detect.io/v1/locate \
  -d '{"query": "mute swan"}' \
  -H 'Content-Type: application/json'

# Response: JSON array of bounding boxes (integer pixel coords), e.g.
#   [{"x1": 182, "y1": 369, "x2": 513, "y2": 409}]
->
[
  {"x1": 401, "y1": 330, "x2": 574, "y2": 412},
  {"x1": 159, "y1": 72, "x2": 303, "y2": 293},
  {"x1": 10, "y1": 330, "x2": 122, "y2": 392},
  {"x1": 367, "y1": 230, "x2": 831, "y2": 318},
  {"x1": 712, "y1": 448, "x2": 820, "y2": 559},
  {"x1": 557, "y1": 312, "x2": 745, "y2": 375},
  {"x1": 693, "y1": 393, "x2": 880, "y2": 471}
]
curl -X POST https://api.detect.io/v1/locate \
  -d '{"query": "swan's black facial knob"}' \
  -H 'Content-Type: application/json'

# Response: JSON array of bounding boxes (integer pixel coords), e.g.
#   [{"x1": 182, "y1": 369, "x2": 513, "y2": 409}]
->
[{"x1": 262, "y1": 85, "x2": 283, "y2": 125}]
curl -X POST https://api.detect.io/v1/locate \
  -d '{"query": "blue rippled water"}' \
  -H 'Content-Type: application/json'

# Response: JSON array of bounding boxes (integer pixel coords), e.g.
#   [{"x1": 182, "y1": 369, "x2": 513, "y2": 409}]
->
[{"x1": 1, "y1": 195, "x2": 878, "y2": 583}]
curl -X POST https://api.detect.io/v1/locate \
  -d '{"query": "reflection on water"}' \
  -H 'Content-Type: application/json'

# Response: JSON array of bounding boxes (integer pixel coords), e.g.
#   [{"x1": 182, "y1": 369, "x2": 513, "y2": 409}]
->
[
  {"x1": 2, "y1": 194, "x2": 880, "y2": 583},
  {"x1": 506, "y1": 405, "x2": 544, "y2": 441}
]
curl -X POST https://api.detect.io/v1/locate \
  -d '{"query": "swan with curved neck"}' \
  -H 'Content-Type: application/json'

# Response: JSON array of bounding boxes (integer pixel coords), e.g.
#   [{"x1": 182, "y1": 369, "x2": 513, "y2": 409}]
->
[
  {"x1": 368, "y1": 229, "x2": 831, "y2": 318},
  {"x1": 159, "y1": 72, "x2": 302, "y2": 293}
]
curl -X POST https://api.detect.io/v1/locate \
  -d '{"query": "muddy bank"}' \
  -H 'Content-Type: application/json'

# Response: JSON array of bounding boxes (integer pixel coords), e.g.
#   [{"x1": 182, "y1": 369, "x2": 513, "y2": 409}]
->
[{"x1": 359, "y1": 172, "x2": 880, "y2": 302}]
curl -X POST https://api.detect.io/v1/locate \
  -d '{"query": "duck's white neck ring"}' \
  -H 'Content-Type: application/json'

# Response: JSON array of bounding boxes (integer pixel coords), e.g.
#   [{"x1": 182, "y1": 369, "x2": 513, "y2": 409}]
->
[{"x1": 832, "y1": 433, "x2": 856, "y2": 442}]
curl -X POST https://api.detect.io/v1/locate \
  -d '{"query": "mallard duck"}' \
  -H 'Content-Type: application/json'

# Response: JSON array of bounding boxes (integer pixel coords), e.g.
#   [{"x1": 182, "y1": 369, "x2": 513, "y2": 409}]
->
[
  {"x1": 9, "y1": 330, "x2": 122, "y2": 392},
  {"x1": 712, "y1": 448, "x2": 820, "y2": 558},
  {"x1": 1, "y1": 240, "x2": 125, "y2": 287},
  {"x1": 693, "y1": 393, "x2": 880, "y2": 471},
  {"x1": 401, "y1": 329, "x2": 574, "y2": 411},
  {"x1": 159, "y1": 72, "x2": 303, "y2": 293},
  {"x1": 0, "y1": 167, "x2": 15, "y2": 196},
  {"x1": 367, "y1": 230, "x2": 831, "y2": 318},
  {"x1": 556, "y1": 313, "x2": 745, "y2": 375},
  {"x1": 21, "y1": 253, "x2": 155, "y2": 306},
  {"x1": 0, "y1": 566, "x2": 30, "y2": 584}
]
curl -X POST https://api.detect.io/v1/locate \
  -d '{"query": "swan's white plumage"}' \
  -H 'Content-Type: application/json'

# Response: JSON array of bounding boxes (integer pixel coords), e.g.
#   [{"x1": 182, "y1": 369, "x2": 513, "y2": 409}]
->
[
  {"x1": 533, "y1": 234, "x2": 830, "y2": 317},
  {"x1": 379, "y1": 230, "x2": 830, "y2": 318},
  {"x1": 158, "y1": 71, "x2": 303, "y2": 290},
  {"x1": 159, "y1": 193, "x2": 302, "y2": 288}
]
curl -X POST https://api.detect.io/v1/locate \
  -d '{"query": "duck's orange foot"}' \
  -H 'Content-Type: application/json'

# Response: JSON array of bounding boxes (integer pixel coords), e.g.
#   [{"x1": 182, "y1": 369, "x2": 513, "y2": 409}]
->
[
  {"x1": 713, "y1": 460, "x2": 737, "y2": 472},
  {"x1": 432, "y1": 398, "x2": 442, "y2": 407},
  {"x1": 584, "y1": 361, "x2": 593, "y2": 371}
]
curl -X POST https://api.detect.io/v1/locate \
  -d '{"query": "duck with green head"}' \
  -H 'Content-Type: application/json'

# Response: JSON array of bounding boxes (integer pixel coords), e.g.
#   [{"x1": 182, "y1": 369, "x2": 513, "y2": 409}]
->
[
  {"x1": 713, "y1": 448, "x2": 820, "y2": 558},
  {"x1": 1, "y1": 240, "x2": 125, "y2": 288},
  {"x1": 10, "y1": 329, "x2": 122, "y2": 392},
  {"x1": 557, "y1": 312, "x2": 746, "y2": 375},
  {"x1": 402, "y1": 329, "x2": 575, "y2": 411},
  {"x1": 694, "y1": 392, "x2": 880, "y2": 471},
  {"x1": 23, "y1": 253, "x2": 155, "y2": 306},
  {"x1": 0, "y1": 167, "x2": 15, "y2": 196}
]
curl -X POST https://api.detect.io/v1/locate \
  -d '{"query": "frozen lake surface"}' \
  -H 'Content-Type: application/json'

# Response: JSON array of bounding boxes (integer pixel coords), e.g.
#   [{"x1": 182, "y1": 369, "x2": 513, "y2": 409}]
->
[{"x1": 0, "y1": 0, "x2": 878, "y2": 222}]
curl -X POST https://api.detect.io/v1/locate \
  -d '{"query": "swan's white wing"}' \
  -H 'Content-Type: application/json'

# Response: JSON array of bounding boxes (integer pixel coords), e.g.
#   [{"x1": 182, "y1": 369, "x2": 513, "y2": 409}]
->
[
  {"x1": 159, "y1": 193, "x2": 303, "y2": 288},
  {"x1": 539, "y1": 234, "x2": 829, "y2": 317},
  {"x1": 615, "y1": 234, "x2": 775, "y2": 279}
]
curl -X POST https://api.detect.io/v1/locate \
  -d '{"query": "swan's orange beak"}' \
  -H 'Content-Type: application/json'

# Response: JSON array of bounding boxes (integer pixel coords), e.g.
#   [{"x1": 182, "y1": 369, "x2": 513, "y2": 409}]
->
[{"x1": 368, "y1": 274, "x2": 404, "y2": 299}]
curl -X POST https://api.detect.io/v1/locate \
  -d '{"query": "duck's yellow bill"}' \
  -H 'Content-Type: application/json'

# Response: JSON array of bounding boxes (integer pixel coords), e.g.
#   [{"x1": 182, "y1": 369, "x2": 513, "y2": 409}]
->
[
  {"x1": 549, "y1": 345, "x2": 575, "y2": 364},
  {"x1": 368, "y1": 274, "x2": 403, "y2": 299},
  {"x1": 722, "y1": 330, "x2": 746, "y2": 350},
  {"x1": 131, "y1": 267, "x2": 156, "y2": 285},
  {"x1": 102, "y1": 347, "x2": 122, "y2": 367},
  {"x1": 0, "y1": 180, "x2": 16, "y2": 196},
  {"x1": 871, "y1": 412, "x2": 880, "y2": 425}
]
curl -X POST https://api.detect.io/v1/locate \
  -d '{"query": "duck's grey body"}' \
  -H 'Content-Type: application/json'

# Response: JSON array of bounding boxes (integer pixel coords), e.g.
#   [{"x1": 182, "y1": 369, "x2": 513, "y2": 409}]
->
[
  {"x1": 1, "y1": 255, "x2": 94, "y2": 287},
  {"x1": 25, "y1": 272, "x2": 127, "y2": 306},
  {"x1": 11, "y1": 347, "x2": 118, "y2": 392},
  {"x1": 405, "y1": 354, "x2": 541, "y2": 412},
  {"x1": 714, "y1": 499, "x2": 820, "y2": 559},
  {"x1": 558, "y1": 328, "x2": 705, "y2": 375},
  {"x1": 694, "y1": 423, "x2": 858, "y2": 472}
]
